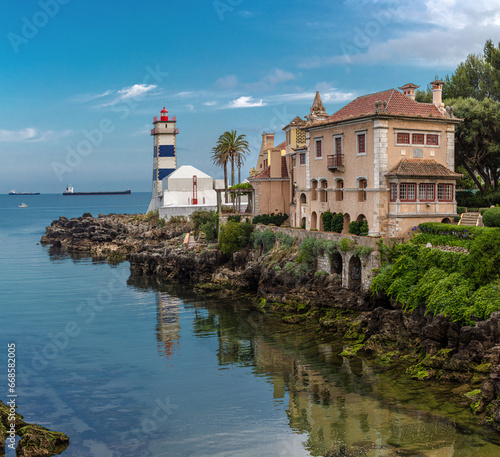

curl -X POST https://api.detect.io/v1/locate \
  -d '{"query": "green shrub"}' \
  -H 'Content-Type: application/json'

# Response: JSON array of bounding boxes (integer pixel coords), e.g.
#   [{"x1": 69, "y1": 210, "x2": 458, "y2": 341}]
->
[
  {"x1": 465, "y1": 230, "x2": 500, "y2": 287},
  {"x1": 482, "y1": 207, "x2": 500, "y2": 227},
  {"x1": 192, "y1": 210, "x2": 217, "y2": 237},
  {"x1": 322, "y1": 211, "x2": 333, "y2": 232},
  {"x1": 218, "y1": 221, "x2": 253, "y2": 255},
  {"x1": 457, "y1": 207, "x2": 467, "y2": 215},
  {"x1": 331, "y1": 213, "x2": 344, "y2": 233},
  {"x1": 275, "y1": 233, "x2": 295, "y2": 248},
  {"x1": 227, "y1": 215, "x2": 241, "y2": 223},
  {"x1": 456, "y1": 190, "x2": 500, "y2": 208},
  {"x1": 349, "y1": 220, "x2": 369, "y2": 236},
  {"x1": 472, "y1": 281, "x2": 500, "y2": 320},
  {"x1": 252, "y1": 213, "x2": 289, "y2": 226},
  {"x1": 339, "y1": 238, "x2": 354, "y2": 252},
  {"x1": 251, "y1": 229, "x2": 276, "y2": 252},
  {"x1": 201, "y1": 216, "x2": 218, "y2": 242},
  {"x1": 297, "y1": 237, "x2": 326, "y2": 269},
  {"x1": 168, "y1": 215, "x2": 187, "y2": 224}
]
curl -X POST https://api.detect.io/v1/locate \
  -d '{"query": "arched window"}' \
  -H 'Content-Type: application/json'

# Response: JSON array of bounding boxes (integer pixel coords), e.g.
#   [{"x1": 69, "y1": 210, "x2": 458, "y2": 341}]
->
[
  {"x1": 320, "y1": 180, "x2": 328, "y2": 203},
  {"x1": 358, "y1": 179, "x2": 367, "y2": 202},
  {"x1": 311, "y1": 180, "x2": 318, "y2": 201},
  {"x1": 336, "y1": 180, "x2": 344, "y2": 201}
]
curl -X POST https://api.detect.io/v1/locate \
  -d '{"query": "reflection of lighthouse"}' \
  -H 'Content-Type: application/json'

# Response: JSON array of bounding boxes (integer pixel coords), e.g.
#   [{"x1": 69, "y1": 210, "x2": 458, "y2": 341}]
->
[{"x1": 155, "y1": 293, "x2": 181, "y2": 359}]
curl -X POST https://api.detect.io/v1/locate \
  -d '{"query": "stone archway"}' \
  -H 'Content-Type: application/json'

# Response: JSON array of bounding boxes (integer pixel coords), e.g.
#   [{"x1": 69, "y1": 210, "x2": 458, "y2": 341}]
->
[
  {"x1": 348, "y1": 256, "x2": 362, "y2": 290},
  {"x1": 331, "y1": 252, "x2": 343, "y2": 275},
  {"x1": 357, "y1": 214, "x2": 366, "y2": 222},
  {"x1": 301, "y1": 217, "x2": 306, "y2": 229},
  {"x1": 311, "y1": 212, "x2": 317, "y2": 230},
  {"x1": 319, "y1": 212, "x2": 324, "y2": 231},
  {"x1": 441, "y1": 217, "x2": 452, "y2": 224}
]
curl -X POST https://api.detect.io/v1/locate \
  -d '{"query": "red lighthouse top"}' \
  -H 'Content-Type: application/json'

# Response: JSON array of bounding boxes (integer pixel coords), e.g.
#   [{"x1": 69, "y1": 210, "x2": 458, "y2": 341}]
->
[{"x1": 160, "y1": 107, "x2": 168, "y2": 121}]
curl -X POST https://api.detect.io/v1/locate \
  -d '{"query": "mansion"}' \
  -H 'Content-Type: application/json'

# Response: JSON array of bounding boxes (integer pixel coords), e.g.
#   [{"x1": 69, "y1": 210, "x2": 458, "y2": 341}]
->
[{"x1": 250, "y1": 80, "x2": 462, "y2": 237}]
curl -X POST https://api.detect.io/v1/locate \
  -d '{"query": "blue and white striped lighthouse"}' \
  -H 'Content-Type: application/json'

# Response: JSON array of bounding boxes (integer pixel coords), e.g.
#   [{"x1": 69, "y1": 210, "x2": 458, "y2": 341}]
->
[{"x1": 148, "y1": 107, "x2": 179, "y2": 212}]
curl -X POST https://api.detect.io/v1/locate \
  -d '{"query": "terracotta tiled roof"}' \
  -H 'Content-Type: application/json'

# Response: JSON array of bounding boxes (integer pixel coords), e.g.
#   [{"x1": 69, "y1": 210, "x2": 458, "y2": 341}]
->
[
  {"x1": 250, "y1": 156, "x2": 289, "y2": 180},
  {"x1": 283, "y1": 116, "x2": 306, "y2": 130},
  {"x1": 326, "y1": 89, "x2": 446, "y2": 123},
  {"x1": 386, "y1": 159, "x2": 462, "y2": 179},
  {"x1": 274, "y1": 141, "x2": 286, "y2": 150}
]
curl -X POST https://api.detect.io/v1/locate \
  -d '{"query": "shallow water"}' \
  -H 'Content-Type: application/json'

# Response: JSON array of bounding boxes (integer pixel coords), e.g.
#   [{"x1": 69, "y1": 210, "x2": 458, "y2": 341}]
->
[{"x1": 1, "y1": 193, "x2": 500, "y2": 456}]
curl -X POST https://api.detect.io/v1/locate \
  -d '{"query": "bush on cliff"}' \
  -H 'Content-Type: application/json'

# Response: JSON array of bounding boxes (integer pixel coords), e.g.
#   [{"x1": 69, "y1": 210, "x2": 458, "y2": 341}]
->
[
  {"x1": 192, "y1": 210, "x2": 217, "y2": 238},
  {"x1": 482, "y1": 207, "x2": 500, "y2": 227},
  {"x1": 372, "y1": 228, "x2": 500, "y2": 324},
  {"x1": 251, "y1": 229, "x2": 276, "y2": 252},
  {"x1": 321, "y1": 211, "x2": 343, "y2": 233},
  {"x1": 218, "y1": 221, "x2": 253, "y2": 255}
]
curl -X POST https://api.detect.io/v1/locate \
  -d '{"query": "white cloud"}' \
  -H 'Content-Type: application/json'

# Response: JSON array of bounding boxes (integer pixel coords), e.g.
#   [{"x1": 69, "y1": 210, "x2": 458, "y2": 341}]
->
[
  {"x1": 203, "y1": 101, "x2": 218, "y2": 106},
  {"x1": 186, "y1": 104, "x2": 194, "y2": 111},
  {"x1": 0, "y1": 128, "x2": 72, "y2": 143},
  {"x1": 301, "y1": 0, "x2": 500, "y2": 69},
  {"x1": 226, "y1": 96, "x2": 267, "y2": 109},
  {"x1": 116, "y1": 84, "x2": 157, "y2": 100},
  {"x1": 79, "y1": 84, "x2": 158, "y2": 108}
]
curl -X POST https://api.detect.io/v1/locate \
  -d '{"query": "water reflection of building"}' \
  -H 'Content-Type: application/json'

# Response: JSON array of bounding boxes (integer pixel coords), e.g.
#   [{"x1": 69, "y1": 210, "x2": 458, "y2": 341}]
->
[
  {"x1": 253, "y1": 340, "x2": 458, "y2": 457},
  {"x1": 156, "y1": 293, "x2": 181, "y2": 359}
]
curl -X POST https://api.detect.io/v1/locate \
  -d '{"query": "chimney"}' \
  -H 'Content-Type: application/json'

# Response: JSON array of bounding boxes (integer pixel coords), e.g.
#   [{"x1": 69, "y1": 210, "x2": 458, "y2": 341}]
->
[
  {"x1": 260, "y1": 132, "x2": 275, "y2": 154},
  {"x1": 431, "y1": 79, "x2": 444, "y2": 108},
  {"x1": 398, "y1": 83, "x2": 419, "y2": 101}
]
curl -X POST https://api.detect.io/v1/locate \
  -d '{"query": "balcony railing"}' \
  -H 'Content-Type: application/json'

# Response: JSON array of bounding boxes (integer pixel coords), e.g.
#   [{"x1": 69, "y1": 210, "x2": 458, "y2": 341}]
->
[{"x1": 327, "y1": 154, "x2": 344, "y2": 170}]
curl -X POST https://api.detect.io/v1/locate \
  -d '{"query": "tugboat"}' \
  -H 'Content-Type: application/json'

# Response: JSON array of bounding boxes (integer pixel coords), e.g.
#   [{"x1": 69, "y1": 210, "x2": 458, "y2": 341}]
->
[
  {"x1": 18, "y1": 203, "x2": 28, "y2": 208},
  {"x1": 63, "y1": 185, "x2": 131, "y2": 196}
]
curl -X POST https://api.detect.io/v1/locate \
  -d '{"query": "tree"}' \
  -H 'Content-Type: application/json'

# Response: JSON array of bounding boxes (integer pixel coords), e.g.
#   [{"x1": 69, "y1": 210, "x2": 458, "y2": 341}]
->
[
  {"x1": 443, "y1": 40, "x2": 500, "y2": 101},
  {"x1": 212, "y1": 130, "x2": 250, "y2": 187},
  {"x1": 448, "y1": 97, "x2": 500, "y2": 192}
]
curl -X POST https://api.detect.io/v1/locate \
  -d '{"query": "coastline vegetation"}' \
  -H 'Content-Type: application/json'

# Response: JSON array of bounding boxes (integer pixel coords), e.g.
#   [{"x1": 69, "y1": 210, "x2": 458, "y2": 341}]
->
[{"x1": 372, "y1": 223, "x2": 500, "y2": 325}]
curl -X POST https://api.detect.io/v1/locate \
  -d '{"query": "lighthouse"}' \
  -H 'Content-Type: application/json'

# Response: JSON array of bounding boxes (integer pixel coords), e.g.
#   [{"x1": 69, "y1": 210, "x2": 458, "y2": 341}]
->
[{"x1": 147, "y1": 107, "x2": 179, "y2": 212}]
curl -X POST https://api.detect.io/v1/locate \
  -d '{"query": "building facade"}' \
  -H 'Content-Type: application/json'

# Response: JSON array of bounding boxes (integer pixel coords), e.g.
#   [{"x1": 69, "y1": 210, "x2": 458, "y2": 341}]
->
[{"x1": 252, "y1": 82, "x2": 462, "y2": 236}]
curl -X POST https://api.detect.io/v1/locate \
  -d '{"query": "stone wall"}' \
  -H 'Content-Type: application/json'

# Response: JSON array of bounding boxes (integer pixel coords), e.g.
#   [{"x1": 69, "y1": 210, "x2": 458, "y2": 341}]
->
[{"x1": 254, "y1": 225, "x2": 405, "y2": 292}]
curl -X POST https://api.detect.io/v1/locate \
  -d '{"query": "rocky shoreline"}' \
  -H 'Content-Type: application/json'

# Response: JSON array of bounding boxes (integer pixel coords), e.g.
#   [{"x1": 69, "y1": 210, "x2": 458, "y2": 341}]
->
[
  {"x1": 0, "y1": 400, "x2": 69, "y2": 457},
  {"x1": 41, "y1": 213, "x2": 500, "y2": 432}
]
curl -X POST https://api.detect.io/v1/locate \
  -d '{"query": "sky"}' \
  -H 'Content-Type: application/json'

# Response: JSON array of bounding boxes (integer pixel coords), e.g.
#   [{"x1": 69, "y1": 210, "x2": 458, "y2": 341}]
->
[{"x1": 2, "y1": 0, "x2": 500, "y2": 193}]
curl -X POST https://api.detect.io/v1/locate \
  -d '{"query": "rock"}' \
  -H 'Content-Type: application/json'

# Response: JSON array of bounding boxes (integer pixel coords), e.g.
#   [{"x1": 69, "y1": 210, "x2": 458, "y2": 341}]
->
[{"x1": 16, "y1": 425, "x2": 69, "y2": 457}]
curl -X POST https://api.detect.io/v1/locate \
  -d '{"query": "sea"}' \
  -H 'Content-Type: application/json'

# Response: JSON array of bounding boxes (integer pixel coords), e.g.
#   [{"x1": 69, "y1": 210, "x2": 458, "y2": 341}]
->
[{"x1": 2, "y1": 192, "x2": 500, "y2": 456}]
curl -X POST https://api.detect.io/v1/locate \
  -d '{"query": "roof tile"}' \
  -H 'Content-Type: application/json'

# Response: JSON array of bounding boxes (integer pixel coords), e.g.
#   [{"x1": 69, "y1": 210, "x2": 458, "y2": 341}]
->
[
  {"x1": 386, "y1": 159, "x2": 462, "y2": 179},
  {"x1": 327, "y1": 89, "x2": 446, "y2": 123}
]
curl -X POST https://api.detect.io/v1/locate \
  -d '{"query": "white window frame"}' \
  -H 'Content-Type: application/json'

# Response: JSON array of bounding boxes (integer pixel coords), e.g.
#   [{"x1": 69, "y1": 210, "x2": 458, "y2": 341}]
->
[
  {"x1": 314, "y1": 138, "x2": 323, "y2": 160},
  {"x1": 395, "y1": 130, "x2": 441, "y2": 148},
  {"x1": 356, "y1": 130, "x2": 367, "y2": 156}
]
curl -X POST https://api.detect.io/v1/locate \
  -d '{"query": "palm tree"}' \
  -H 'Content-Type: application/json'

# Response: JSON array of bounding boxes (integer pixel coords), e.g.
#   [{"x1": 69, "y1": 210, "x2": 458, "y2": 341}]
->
[
  {"x1": 213, "y1": 130, "x2": 250, "y2": 186},
  {"x1": 212, "y1": 130, "x2": 250, "y2": 202}
]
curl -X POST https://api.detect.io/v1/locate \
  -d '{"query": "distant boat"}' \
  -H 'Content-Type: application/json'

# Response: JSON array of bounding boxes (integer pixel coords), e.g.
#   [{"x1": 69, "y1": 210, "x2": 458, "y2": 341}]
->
[
  {"x1": 9, "y1": 190, "x2": 40, "y2": 195},
  {"x1": 62, "y1": 185, "x2": 131, "y2": 196},
  {"x1": 18, "y1": 203, "x2": 28, "y2": 208}
]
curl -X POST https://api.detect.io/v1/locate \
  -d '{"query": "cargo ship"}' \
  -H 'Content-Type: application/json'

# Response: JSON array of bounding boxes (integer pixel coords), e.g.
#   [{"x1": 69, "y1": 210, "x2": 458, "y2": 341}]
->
[
  {"x1": 9, "y1": 190, "x2": 40, "y2": 195},
  {"x1": 63, "y1": 185, "x2": 131, "y2": 196}
]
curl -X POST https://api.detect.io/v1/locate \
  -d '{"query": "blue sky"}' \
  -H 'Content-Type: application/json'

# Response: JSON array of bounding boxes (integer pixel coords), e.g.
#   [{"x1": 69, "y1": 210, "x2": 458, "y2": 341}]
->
[{"x1": 2, "y1": 0, "x2": 500, "y2": 193}]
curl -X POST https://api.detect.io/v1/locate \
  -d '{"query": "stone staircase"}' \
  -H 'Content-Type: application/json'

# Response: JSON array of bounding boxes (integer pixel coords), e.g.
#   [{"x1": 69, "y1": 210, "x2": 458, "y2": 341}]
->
[{"x1": 458, "y1": 212, "x2": 482, "y2": 226}]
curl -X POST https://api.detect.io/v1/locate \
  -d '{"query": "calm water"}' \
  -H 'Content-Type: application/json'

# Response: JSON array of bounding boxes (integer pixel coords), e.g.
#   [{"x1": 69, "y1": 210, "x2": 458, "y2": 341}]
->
[{"x1": 2, "y1": 193, "x2": 500, "y2": 456}]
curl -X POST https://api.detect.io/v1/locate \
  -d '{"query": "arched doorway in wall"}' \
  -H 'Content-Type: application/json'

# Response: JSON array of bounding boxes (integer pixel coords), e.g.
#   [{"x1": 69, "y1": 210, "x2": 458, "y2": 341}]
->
[
  {"x1": 311, "y1": 212, "x2": 317, "y2": 230},
  {"x1": 343, "y1": 213, "x2": 351, "y2": 234},
  {"x1": 319, "y1": 212, "x2": 324, "y2": 231},
  {"x1": 301, "y1": 217, "x2": 306, "y2": 229},
  {"x1": 320, "y1": 180, "x2": 328, "y2": 202},
  {"x1": 300, "y1": 193, "x2": 307, "y2": 204},
  {"x1": 331, "y1": 252, "x2": 343, "y2": 275},
  {"x1": 348, "y1": 256, "x2": 362, "y2": 290},
  {"x1": 311, "y1": 181, "x2": 318, "y2": 201},
  {"x1": 441, "y1": 217, "x2": 452, "y2": 224},
  {"x1": 357, "y1": 214, "x2": 367, "y2": 222}
]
